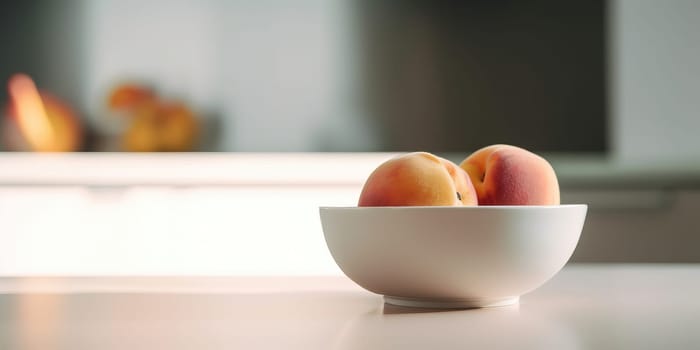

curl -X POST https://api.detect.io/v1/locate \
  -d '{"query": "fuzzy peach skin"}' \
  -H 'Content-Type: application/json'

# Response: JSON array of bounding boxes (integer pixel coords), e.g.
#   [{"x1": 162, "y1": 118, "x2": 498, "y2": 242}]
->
[
  {"x1": 459, "y1": 145, "x2": 560, "y2": 205},
  {"x1": 358, "y1": 152, "x2": 478, "y2": 207}
]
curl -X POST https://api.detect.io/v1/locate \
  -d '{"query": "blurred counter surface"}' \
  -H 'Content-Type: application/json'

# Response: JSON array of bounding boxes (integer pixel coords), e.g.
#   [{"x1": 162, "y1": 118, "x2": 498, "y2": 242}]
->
[
  {"x1": 0, "y1": 152, "x2": 698, "y2": 188},
  {"x1": 0, "y1": 153, "x2": 697, "y2": 265},
  {"x1": 0, "y1": 264, "x2": 699, "y2": 349}
]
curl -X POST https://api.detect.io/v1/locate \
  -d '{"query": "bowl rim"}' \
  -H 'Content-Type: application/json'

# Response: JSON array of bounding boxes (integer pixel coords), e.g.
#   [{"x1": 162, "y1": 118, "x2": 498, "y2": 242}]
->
[{"x1": 320, "y1": 204, "x2": 587, "y2": 211}]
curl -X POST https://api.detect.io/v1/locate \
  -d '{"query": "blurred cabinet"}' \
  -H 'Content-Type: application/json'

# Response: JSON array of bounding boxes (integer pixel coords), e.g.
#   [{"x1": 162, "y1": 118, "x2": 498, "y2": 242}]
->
[{"x1": 566, "y1": 189, "x2": 700, "y2": 262}]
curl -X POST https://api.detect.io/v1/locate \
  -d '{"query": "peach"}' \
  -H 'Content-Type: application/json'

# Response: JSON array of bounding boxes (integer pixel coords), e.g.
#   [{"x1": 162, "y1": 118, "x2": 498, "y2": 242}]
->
[
  {"x1": 5, "y1": 74, "x2": 83, "y2": 152},
  {"x1": 121, "y1": 100, "x2": 161, "y2": 152},
  {"x1": 358, "y1": 152, "x2": 478, "y2": 207},
  {"x1": 157, "y1": 102, "x2": 199, "y2": 152},
  {"x1": 459, "y1": 144, "x2": 560, "y2": 205},
  {"x1": 121, "y1": 100, "x2": 199, "y2": 152}
]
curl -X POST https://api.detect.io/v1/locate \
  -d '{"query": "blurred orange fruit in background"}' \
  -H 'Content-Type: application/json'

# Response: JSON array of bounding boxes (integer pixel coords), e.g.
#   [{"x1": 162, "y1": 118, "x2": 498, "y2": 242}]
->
[
  {"x1": 109, "y1": 83, "x2": 199, "y2": 152},
  {"x1": 4, "y1": 74, "x2": 83, "y2": 152}
]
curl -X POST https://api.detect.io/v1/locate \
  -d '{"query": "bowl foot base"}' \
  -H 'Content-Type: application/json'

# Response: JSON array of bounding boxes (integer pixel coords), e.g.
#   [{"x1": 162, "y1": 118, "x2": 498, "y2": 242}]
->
[{"x1": 383, "y1": 295, "x2": 519, "y2": 309}]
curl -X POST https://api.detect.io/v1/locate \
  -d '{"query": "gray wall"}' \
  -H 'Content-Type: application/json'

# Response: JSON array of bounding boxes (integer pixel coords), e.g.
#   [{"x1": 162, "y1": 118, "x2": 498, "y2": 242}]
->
[
  {"x1": 5, "y1": 0, "x2": 700, "y2": 158},
  {"x1": 0, "y1": 1, "x2": 86, "y2": 111},
  {"x1": 565, "y1": 0, "x2": 700, "y2": 262},
  {"x1": 612, "y1": 0, "x2": 700, "y2": 164},
  {"x1": 80, "y1": 0, "x2": 369, "y2": 152}
]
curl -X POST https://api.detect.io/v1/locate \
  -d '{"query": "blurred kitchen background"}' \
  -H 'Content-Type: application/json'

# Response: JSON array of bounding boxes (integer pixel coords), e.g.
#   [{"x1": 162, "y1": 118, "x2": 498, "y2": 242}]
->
[{"x1": 0, "y1": 0, "x2": 699, "y2": 274}]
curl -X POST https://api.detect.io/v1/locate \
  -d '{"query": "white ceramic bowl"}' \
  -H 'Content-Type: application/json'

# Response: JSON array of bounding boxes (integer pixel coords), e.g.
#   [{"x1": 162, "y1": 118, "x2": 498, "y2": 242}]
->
[{"x1": 320, "y1": 205, "x2": 587, "y2": 308}]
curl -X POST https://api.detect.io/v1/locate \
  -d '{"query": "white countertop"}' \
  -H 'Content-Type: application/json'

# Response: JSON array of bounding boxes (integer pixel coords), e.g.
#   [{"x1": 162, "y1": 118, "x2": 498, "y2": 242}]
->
[{"x1": 0, "y1": 264, "x2": 698, "y2": 349}]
